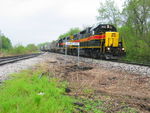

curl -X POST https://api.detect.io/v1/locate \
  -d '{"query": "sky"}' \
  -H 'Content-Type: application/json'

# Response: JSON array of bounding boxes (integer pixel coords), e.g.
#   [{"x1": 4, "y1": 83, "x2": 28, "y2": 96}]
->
[{"x1": 0, "y1": 0, "x2": 124, "y2": 46}]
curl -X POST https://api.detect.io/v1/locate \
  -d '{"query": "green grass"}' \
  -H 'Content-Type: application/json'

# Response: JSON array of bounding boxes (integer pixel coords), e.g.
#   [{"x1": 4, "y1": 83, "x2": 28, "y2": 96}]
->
[
  {"x1": 74, "y1": 98, "x2": 104, "y2": 113},
  {"x1": 1, "y1": 69, "x2": 137, "y2": 113},
  {"x1": 84, "y1": 100, "x2": 103, "y2": 113},
  {"x1": 0, "y1": 70, "x2": 74, "y2": 113}
]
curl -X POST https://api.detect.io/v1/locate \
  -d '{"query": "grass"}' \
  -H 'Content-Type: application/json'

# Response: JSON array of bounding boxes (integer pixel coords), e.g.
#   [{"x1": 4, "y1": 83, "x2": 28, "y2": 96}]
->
[
  {"x1": 74, "y1": 97, "x2": 104, "y2": 113},
  {"x1": 0, "y1": 70, "x2": 74, "y2": 113},
  {"x1": 84, "y1": 100, "x2": 103, "y2": 113},
  {"x1": 0, "y1": 65, "x2": 137, "y2": 113}
]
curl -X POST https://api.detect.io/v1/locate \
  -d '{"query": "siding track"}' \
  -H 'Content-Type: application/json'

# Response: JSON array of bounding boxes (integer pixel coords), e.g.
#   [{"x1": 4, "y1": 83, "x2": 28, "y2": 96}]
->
[{"x1": 0, "y1": 53, "x2": 42, "y2": 66}]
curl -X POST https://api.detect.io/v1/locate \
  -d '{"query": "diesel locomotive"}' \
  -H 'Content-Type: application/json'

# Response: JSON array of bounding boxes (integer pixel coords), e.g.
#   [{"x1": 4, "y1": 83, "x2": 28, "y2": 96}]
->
[{"x1": 42, "y1": 24, "x2": 126, "y2": 59}]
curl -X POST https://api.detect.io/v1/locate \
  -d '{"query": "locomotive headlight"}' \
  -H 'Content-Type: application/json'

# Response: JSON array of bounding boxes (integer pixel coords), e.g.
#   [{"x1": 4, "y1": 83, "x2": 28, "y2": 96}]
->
[
  {"x1": 122, "y1": 48, "x2": 125, "y2": 51},
  {"x1": 107, "y1": 47, "x2": 110, "y2": 50}
]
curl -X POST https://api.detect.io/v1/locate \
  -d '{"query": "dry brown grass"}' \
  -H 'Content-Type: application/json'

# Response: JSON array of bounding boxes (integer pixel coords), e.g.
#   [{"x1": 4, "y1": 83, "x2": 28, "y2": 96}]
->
[
  {"x1": 41, "y1": 55, "x2": 150, "y2": 96},
  {"x1": 38, "y1": 54, "x2": 150, "y2": 113}
]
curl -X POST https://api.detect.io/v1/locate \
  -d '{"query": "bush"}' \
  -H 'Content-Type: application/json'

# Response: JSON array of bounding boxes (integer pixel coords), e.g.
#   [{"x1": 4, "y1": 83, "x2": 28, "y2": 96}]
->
[{"x1": 119, "y1": 26, "x2": 150, "y2": 63}]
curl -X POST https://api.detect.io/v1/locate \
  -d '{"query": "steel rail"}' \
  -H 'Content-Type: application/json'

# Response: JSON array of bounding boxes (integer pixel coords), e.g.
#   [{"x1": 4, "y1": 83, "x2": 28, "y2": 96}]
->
[
  {"x1": 48, "y1": 52, "x2": 150, "y2": 67},
  {"x1": 0, "y1": 53, "x2": 42, "y2": 66}
]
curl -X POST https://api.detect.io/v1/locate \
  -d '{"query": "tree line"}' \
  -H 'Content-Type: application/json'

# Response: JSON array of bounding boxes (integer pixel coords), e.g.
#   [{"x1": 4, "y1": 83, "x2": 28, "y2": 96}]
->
[
  {"x1": 58, "y1": 0, "x2": 150, "y2": 63},
  {"x1": 0, "y1": 33, "x2": 38, "y2": 56},
  {"x1": 58, "y1": 28, "x2": 80, "y2": 39},
  {"x1": 97, "y1": 0, "x2": 150, "y2": 63}
]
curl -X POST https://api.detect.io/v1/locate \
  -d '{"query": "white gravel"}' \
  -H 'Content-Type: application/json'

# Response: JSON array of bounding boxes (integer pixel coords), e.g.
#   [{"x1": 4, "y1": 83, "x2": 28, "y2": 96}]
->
[
  {"x1": 0, "y1": 53, "x2": 47, "y2": 82},
  {"x1": 47, "y1": 53, "x2": 150, "y2": 77},
  {"x1": 1, "y1": 52, "x2": 150, "y2": 83},
  {"x1": 81, "y1": 57, "x2": 150, "y2": 77}
]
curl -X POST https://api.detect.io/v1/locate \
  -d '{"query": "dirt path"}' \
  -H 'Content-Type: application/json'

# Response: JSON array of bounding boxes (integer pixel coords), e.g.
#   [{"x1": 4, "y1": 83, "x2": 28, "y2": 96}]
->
[{"x1": 40, "y1": 53, "x2": 150, "y2": 113}]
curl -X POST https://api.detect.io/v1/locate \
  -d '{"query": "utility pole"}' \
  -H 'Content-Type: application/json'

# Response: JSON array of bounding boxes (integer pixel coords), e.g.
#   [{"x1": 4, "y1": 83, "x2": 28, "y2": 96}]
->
[
  {"x1": 0, "y1": 31, "x2": 2, "y2": 54},
  {"x1": 77, "y1": 39, "x2": 80, "y2": 67},
  {"x1": 65, "y1": 37, "x2": 67, "y2": 65}
]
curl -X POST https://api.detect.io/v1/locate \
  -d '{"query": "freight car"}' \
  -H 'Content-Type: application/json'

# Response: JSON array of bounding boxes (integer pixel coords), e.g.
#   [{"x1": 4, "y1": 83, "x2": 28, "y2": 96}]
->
[{"x1": 43, "y1": 24, "x2": 126, "y2": 59}]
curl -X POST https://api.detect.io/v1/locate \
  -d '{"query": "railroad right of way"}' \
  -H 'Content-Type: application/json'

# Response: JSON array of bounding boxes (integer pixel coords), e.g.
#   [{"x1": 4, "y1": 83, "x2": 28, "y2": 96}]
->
[
  {"x1": 0, "y1": 53, "x2": 45, "y2": 82},
  {"x1": 0, "y1": 53, "x2": 42, "y2": 66},
  {"x1": 40, "y1": 52, "x2": 150, "y2": 113},
  {"x1": 48, "y1": 52, "x2": 150, "y2": 76}
]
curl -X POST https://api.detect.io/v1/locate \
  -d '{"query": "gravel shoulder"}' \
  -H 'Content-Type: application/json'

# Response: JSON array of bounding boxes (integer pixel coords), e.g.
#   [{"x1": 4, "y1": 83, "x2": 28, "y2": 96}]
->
[
  {"x1": 41, "y1": 52, "x2": 150, "y2": 113},
  {"x1": 0, "y1": 53, "x2": 47, "y2": 82}
]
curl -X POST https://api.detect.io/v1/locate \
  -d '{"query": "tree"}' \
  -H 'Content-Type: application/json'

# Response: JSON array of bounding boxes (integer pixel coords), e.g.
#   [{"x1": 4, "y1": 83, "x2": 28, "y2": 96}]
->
[
  {"x1": 96, "y1": 0, "x2": 150, "y2": 62},
  {"x1": 11, "y1": 44, "x2": 26, "y2": 54},
  {"x1": 37, "y1": 42, "x2": 50, "y2": 49},
  {"x1": 119, "y1": 0, "x2": 150, "y2": 62},
  {"x1": 0, "y1": 35, "x2": 12, "y2": 50},
  {"x1": 122, "y1": 0, "x2": 150, "y2": 38},
  {"x1": 26, "y1": 44, "x2": 38, "y2": 52},
  {"x1": 58, "y1": 28, "x2": 80, "y2": 39},
  {"x1": 97, "y1": 0, "x2": 121, "y2": 27}
]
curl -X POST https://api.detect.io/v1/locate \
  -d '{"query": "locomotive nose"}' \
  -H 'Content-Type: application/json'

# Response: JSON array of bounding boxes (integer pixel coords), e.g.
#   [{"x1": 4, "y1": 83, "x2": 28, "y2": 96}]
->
[{"x1": 105, "y1": 32, "x2": 119, "y2": 48}]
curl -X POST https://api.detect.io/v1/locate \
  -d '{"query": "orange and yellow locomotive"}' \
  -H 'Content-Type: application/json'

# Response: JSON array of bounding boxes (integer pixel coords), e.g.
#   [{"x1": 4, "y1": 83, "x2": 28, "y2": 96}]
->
[{"x1": 43, "y1": 24, "x2": 125, "y2": 59}]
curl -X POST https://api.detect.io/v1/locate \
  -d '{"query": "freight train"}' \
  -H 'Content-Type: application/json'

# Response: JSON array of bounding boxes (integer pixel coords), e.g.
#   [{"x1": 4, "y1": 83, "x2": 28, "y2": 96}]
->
[{"x1": 41, "y1": 24, "x2": 126, "y2": 59}]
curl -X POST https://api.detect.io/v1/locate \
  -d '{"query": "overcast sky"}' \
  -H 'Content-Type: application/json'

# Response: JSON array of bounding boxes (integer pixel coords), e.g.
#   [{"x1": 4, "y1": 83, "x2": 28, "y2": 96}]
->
[{"x1": 0, "y1": 0, "x2": 124, "y2": 46}]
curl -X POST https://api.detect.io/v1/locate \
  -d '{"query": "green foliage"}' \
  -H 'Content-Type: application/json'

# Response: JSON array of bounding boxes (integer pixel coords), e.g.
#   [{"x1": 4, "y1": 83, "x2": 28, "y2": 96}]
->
[
  {"x1": 97, "y1": 0, "x2": 150, "y2": 63},
  {"x1": 0, "y1": 70, "x2": 74, "y2": 113},
  {"x1": 37, "y1": 42, "x2": 50, "y2": 48},
  {"x1": 58, "y1": 28, "x2": 80, "y2": 39},
  {"x1": 2, "y1": 44, "x2": 38, "y2": 56},
  {"x1": 75, "y1": 98, "x2": 104, "y2": 113},
  {"x1": 97, "y1": 0, "x2": 121, "y2": 27},
  {"x1": 118, "y1": 107, "x2": 137, "y2": 113},
  {"x1": 10, "y1": 45, "x2": 27, "y2": 54},
  {"x1": 122, "y1": 0, "x2": 150, "y2": 37},
  {"x1": 26, "y1": 44, "x2": 38, "y2": 52},
  {"x1": 119, "y1": 0, "x2": 150, "y2": 63},
  {"x1": 119, "y1": 25, "x2": 150, "y2": 63},
  {"x1": 0, "y1": 35, "x2": 12, "y2": 50},
  {"x1": 0, "y1": 31, "x2": 38, "y2": 55}
]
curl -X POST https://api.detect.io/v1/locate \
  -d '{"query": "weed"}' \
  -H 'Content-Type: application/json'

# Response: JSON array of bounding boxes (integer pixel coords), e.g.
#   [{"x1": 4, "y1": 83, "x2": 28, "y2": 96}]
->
[
  {"x1": 118, "y1": 107, "x2": 137, "y2": 113},
  {"x1": 75, "y1": 98, "x2": 104, "y2": 113},
  {"x1": 0, "y1": 70, "x2": 74, "y2": 113},
  {"x1": 83, "y1": 88, "x2": 94, "y2": 95}
]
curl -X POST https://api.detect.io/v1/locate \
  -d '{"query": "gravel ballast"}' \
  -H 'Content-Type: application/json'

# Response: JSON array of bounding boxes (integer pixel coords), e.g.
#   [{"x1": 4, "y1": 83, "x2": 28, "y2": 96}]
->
[
  {"x1": 0, "y1": 53, "x2": 47, "y2": 82},
  {"x1": 0, "y1": 52, "x2": 150, "y2": 83},
  {"x1": 47, "y1": 53, "x2": 150, "y2": 77}
]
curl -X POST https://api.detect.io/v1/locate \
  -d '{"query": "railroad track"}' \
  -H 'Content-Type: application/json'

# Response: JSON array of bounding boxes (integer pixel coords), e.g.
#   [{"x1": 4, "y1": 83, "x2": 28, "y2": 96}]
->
[
  {"x1": 109, "y1": 60, "x2": 150, "y2": 67},
  {"x1": 0, "y1": 53, "x2": 42, "y2": 66},
  {"x1": 49, "y1": 52, "x2": 150, "y2": 67},
  {"x1": 79, "y1": 56, "x2": 150, "y2": 68},
  {"x1": 83, "y1": 56, "x2": 150, "y2": 67},
  {"x1": 47, "y1": 52, "x2": 150, "y2": 76}
]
